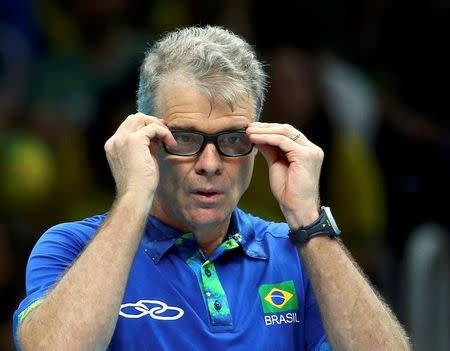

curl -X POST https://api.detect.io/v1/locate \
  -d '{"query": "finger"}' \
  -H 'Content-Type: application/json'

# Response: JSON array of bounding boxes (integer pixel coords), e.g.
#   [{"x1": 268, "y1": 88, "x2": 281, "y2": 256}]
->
[
  {"x1": 117, "y1": 113, "x2": 165, "y2": 134},
  {"x1": 248, "y1": 123, "x2": 302, "y2": 138},
  {"x1": 247, "y1": 123, "x2": 307, "y2": 144},
  {"x1": 256, "y1": 144, "x2": 281, "y2": 168},
  {"x1": 249, "y1": 122, "x2": 286, "y2": 128},
  {"x1": 249, "y1": 133, "x2": 307, "y2": 154},
  {"x1": 133, "y1": 123, "x2": 177, "y2": 147},
  {"x1": 249, "y1": 122, "x2": 294, "y2": 130}
]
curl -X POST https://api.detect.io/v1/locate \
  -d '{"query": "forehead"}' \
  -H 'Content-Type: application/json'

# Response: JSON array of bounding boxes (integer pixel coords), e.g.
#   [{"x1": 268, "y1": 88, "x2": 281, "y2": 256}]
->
[{"x1": 158, "y1": 80, "x2": 254, "y2": 133}]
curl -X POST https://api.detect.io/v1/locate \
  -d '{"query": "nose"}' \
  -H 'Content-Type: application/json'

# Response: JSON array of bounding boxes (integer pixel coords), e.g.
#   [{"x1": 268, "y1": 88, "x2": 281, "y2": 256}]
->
[{"x1": 194, "y1": 142, "x2": 223, "y2": 176}]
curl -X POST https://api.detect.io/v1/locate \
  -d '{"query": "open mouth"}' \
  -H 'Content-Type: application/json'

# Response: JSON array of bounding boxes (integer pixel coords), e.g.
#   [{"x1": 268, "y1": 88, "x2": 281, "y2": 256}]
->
[
  {"x1": 196, "y1": 191, "x2": 219, "y2": 198},
  {"x1": 191, "y1": 189, "x2": 224, "y2": 203}
]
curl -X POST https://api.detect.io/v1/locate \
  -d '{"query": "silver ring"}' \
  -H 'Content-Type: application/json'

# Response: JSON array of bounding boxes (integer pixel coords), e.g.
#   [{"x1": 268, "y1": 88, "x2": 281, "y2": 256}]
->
[{"x1": 291, "y1": 133, "x2": 301, "y2": 142}]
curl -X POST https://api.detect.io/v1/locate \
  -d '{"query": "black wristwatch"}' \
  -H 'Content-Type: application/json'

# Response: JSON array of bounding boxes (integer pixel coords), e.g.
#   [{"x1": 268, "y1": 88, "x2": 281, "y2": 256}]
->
[{"x1": 288, "y1": 206, "x2": 341, "y2": 245}]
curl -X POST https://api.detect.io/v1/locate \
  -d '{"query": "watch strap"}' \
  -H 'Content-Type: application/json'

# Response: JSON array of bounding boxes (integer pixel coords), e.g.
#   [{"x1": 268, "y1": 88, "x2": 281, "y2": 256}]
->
[{"x1": 288, "y1": 206, "x2": 340, "y2": 245}]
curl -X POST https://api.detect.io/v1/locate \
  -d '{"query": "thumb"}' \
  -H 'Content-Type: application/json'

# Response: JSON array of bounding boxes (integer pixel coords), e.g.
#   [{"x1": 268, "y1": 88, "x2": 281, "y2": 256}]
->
[{"x1": 256, "y1": 144, "x2": 280, "y2": 168}]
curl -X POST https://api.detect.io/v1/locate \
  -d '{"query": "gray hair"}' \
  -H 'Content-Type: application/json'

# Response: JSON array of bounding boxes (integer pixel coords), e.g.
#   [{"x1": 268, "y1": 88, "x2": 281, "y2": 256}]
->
[{"x1": 137, "y1": 26, "x2": 267, "y2": 120}]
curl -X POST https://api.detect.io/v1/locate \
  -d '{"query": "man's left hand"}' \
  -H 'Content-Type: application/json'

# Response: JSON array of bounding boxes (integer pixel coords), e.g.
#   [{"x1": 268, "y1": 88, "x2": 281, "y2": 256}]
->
[{"x1": 247, "y1": 122, "x2": 324, "y2": 228}]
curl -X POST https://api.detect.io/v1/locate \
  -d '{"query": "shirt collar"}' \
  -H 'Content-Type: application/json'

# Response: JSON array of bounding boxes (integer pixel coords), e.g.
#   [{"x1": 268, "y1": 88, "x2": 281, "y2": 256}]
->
[
  {"x1": 229, "y1": 208, "x2": 269, "y2": 260},
  {"x1": 142, "y1": 209, "x2": 269, "y2": 264}
]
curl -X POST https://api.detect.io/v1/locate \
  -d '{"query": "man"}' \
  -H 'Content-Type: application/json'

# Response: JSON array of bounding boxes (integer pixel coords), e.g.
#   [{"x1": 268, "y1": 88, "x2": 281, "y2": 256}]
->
[{"x1": 13, "y1": 26, "x2": 410, "y2": 350}]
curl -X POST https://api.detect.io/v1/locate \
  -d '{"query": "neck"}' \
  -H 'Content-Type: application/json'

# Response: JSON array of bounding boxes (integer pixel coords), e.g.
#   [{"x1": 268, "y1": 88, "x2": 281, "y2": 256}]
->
[
  {"x1": 197, "y1": 232, "x2": 226, "y2": 257},
  {"x1": 194, "y1": 221, "x2": 230, "y2": 257},
  {"x1": 150, "y1": 200, "x2": 232, "y2": 257}
]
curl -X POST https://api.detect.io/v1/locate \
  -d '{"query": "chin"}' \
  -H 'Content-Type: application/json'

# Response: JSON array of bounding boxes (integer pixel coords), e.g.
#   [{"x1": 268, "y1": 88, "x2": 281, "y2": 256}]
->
[{"x1": 187, "y1": 208, "x2": 230, "y2": 227}]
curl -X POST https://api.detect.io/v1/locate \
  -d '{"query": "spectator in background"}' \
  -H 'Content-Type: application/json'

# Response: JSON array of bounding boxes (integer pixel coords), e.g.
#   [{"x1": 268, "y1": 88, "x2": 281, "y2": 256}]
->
[
  {"x1": 372, "y1": 7, "x2": 450, "y2": 344},
  {"x1": 318, "y1": 52, "x2": 388, "y2": 287},
  {"x1": 374, "y1": 67, "x2": 450, "y2": 314}
]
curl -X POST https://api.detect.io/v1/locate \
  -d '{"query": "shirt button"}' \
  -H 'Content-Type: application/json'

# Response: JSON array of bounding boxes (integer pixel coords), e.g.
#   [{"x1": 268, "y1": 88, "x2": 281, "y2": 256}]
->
[
  {"x1": 214, "y1": 301, "x2": 222, "y2": 311},
  {"x1": 205, "y1": 268, "x2": 212, "y2": 277},
  {"x1": 206, "y1": 291, "x2": 212, "y2": 297}
]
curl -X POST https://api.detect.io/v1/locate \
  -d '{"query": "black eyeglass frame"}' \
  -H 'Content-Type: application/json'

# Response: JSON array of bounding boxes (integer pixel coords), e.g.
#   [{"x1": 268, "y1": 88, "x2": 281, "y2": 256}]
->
[{"x1": 163, "y1": 128, "x2": 254, "y2": 157}]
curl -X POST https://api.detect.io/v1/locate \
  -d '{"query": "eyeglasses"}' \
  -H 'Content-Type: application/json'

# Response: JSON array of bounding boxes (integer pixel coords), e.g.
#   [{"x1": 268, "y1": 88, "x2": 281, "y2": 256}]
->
[{"x1": 163, "y1": 129, "x2": 253, "y2": 157}]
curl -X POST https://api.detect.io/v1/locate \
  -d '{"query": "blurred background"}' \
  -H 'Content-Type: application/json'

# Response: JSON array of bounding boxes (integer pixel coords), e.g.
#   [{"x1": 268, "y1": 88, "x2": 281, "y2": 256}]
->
[{"x1": 1, "y1": 0, "x2": 449, "y2": 349}]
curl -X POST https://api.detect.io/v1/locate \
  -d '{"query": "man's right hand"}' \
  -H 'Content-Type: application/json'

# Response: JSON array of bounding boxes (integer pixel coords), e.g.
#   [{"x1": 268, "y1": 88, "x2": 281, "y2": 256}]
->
[
  {"x1": 19, "y1": 115, "x2": 173, "y2": 350},
  {"x1": 104, "y1": 113, "x2": 177, "y2": 203}
]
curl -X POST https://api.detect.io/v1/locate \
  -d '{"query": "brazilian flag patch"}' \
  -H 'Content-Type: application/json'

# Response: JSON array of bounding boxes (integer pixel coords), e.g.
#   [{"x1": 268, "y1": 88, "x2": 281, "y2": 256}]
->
[{"x1": 258, "y1": 280, "x2": 298, "y2": 313}]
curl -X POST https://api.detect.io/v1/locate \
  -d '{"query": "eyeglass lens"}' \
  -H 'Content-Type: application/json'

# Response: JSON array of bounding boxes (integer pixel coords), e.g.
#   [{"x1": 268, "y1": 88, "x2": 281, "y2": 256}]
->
[{"x1": 164, "y1": 130, "x2": 253, "y2": 157}]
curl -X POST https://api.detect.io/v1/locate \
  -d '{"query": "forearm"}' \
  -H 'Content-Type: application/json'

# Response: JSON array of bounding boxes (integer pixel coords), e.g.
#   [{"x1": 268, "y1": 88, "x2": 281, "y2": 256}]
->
[
  {"x1": 299, "y1": 237, "x2": 411, "y2": 351},
  {"x1": 19, "y1": 193, "x2": 151, "y2": 351},
  {"x1": 252, "y1": 120, "x2": 410, "y2": 349}
]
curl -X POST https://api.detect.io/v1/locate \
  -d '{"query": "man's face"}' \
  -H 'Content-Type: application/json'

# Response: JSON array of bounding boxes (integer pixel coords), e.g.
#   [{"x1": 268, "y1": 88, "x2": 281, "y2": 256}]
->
[{"x1": 151, "y1": 81, "x2": 256, "y2": 233}]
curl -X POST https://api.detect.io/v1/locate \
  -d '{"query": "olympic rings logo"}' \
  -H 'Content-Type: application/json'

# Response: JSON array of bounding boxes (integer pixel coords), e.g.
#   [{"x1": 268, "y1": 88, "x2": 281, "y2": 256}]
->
[{"x1": 119, "y1": 299, "x2": 185, "y2": 320}]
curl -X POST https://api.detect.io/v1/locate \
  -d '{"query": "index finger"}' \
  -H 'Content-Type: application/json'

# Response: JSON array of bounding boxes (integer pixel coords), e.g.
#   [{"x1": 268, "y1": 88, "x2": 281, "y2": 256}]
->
[
  {"x1": 136, "y1": 123, "x2": 177, "y2": 148},
  {"x1": 117, "y1": 113, "x2": 165, "y2": 134},
  {"x1": 247, "y1": 123, "x2": 310, "y2": 145}
]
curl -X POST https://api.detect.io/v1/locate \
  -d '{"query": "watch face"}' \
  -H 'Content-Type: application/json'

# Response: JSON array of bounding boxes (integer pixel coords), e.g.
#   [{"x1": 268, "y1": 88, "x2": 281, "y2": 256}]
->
[{"x1": 323, "y1": 206, "x2": 341, "y2": 235}]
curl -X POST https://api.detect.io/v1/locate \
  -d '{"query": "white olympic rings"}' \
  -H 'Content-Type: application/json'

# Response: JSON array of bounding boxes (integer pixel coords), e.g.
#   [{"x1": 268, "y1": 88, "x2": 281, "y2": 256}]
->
[{"x1": 119, "y1": 299, "x2": 185, "y2": 320}]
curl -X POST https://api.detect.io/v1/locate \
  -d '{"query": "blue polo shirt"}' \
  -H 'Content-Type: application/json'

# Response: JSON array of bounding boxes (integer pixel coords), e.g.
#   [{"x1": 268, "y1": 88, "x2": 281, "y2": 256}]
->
[{"x1": 13, "y1": 208, "x2": 330, "y2": 350}]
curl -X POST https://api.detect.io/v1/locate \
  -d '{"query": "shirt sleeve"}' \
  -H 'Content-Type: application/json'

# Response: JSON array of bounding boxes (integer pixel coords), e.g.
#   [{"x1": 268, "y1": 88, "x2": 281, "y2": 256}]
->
[{"x1": 12, "y1": 221, "x2": 94, "y2": 350}]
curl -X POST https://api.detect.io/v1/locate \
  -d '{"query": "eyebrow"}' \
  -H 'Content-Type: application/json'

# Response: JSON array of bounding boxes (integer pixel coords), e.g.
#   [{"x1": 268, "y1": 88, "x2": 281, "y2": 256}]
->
[
  {"x1": 167, "y1": 122, "x2": 249, "y2": 132},
  {"x1": 169, "y1": 128, "x2": 247, "y2": 134},
  {"x1": 167, "y1": 126, "x2": 197, "y2": 131}
]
